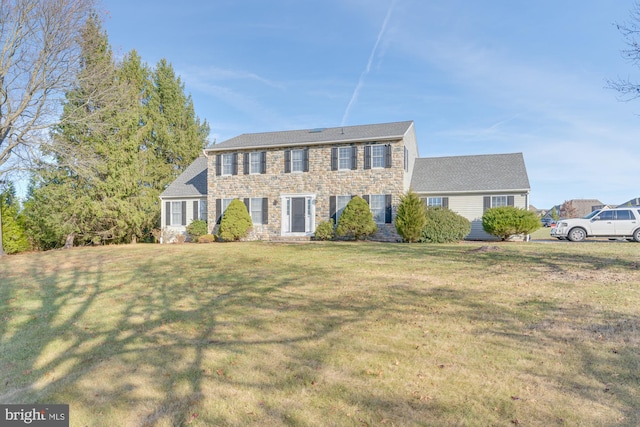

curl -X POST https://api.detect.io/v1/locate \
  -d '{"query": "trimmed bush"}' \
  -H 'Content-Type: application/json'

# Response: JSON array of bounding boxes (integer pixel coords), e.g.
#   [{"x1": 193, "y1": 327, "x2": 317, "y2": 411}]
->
[
  {"x1": 421, "y1": 207, "x2": 471, "y2": 243},
  {"x1": 218, "y1": 199, "x2": 252, "y2": 241},
  {"x1": 336, "y1": 196, "x2": 377, "y2": 240},
  {"x1": 186, "y1": 219, "x2": 208, "y2": 240},
  {"x1": 395, "y1": 190, "x2": 427, "y2": 243},
  {"x1": 482, "y1": 206, "x2": 541, "y2": 241},
  {"x1": 314, "y1": 219, "x2": 335, "y2": 240},
  {"x1": 197, "y1": 234, "x2": 216, "y2": 243}
]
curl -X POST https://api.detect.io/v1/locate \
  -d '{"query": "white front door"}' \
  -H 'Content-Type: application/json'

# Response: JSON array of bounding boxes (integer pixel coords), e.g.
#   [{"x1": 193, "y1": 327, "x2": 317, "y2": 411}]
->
[{"x1": 281, "y1": 194, "x2": 315, "y2": 235}]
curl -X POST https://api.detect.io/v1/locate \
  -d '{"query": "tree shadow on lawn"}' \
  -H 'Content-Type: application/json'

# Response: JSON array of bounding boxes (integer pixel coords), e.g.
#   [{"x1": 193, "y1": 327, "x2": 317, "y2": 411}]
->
[{"x1": 1, "y1": 244, "x2": 639, "y2": 426}]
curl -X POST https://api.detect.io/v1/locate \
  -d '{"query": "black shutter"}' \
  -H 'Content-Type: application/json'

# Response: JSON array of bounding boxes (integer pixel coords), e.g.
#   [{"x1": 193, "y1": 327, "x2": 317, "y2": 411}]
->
[
  {"x1": 385, "y1": 145, "x2": 392, "y2": 168},
  {"x1": 331, "y1": 148, "x2": 337, "y2": 171},
  {"x1": 385, "y1": 194, "x2": 392, "y2": 223},
  {"x1": 303, "y1": 148, "x2": 309, "y2": 172},
  {"x1": 165, "y1": 201, "x2": 171, "y2": 226},
  {"x1": 262, "y1": 197, "x2": 268, "y2": 224},
  {"x1": 363, "y1": 195, "x2": 370, "y2": 204},
  {"x1": 232, "y1": 153, "x2": 238, "y2": 175},
  {"x1": 284, "y1": 150, "x2": 291, "y2": 173},
  {"x1": 364, "y1": 146, "x2": 371, "y2": 170},
  {"x1": 507, "y1": 196, "x2": 515, "y2": 207},
  {"x1": 261, "y1": 151, "x2": 267, "y2": 174},
  {"x1": 329, "y1": 196, "x2": 336, "y2": 222},
  {"x1": 181, "y1": 201, "x2": 187, "y2": 225},
  {"x1": 193, "y1": 201, "x2": 199, "y2": 220},
  {"x1": 351, "y1": 146, "x2": 357, "y2": 170},
  {"x1": 243, "y1": 153, "x2": 249, "y2": 174},
  {"x1": 216, "y1": 198, "x2": 222, "y2": 224},
  {"x1": 244, "y1": 198, "x2": 250, "y2": 213},
  {"x1": 442, "y1": 197, "x2": 449, "y2": 209},
  {"x1": 483, "y1": 196, "x2": 491, "y2": 212},
  {"x1": 215, "y1": 155, "x2": 221, "y2": 176}
]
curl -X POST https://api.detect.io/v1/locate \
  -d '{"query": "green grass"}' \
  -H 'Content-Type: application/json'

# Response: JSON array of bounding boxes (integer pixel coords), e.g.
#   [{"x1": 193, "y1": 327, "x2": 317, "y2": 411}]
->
[{"x1": 1, "y1": 241, "x2": 639, "y2": 426}]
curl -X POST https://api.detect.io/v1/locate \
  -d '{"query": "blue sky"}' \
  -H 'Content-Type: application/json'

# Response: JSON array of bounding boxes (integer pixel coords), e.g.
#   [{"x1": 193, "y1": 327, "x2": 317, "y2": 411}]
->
[{"x1": 103, "y1": 0, "x2": 640, "y2": 209}]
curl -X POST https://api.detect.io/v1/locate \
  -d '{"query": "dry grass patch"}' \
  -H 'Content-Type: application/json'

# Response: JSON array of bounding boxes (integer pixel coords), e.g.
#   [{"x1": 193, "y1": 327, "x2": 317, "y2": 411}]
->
[{"x1": 1, "y1": 241, "x2": 639, "y2": 426}]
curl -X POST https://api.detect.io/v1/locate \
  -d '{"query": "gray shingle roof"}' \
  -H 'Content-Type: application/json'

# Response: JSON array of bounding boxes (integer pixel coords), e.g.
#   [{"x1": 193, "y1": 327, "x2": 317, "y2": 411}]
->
[
  {"x1": 160, "y1": 155, "x2": 207, "y2": 198},
  {"x1": 411, "y1": 153, "x2": 530, "y2": 193},
  {"x1": 205, "y1": 120, "x2": 414, "y2": 152}
]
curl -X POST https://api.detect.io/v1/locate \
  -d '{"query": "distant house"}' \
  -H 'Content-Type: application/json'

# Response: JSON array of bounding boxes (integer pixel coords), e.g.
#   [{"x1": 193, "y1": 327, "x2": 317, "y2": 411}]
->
[
  {"x1": 618, "y1": 197, "x2": 640, "y2": 207},
  {"x1": 159, "y1": 156, "x2": 208, "y2": 242},
  {"x1": 411, "y1": 153, "x2": 531, "y2": 240},
  {"x1": 160, "y1": 121, "x2": 531, "y2": 242},
  {"x1": 544, "y1": 199, "x2": 605, "y2": 220}
]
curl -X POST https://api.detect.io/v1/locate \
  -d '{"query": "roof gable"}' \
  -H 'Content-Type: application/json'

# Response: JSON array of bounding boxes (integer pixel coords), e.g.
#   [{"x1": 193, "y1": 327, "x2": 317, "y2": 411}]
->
[
  {"x1": 205, "y1": 121, "x2": 414, "y2": 152},
  {"x1": 160, "y1": 156, "x2": 207, "y2": 198},
  {"x1": 411, "y1": 153, "x2": 530, "y2": 193}
]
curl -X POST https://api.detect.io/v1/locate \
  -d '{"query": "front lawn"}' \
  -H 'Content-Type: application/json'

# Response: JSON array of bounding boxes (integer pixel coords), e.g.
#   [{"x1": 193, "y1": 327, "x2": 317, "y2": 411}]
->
[{"x1": 1, "y1": 241, "x2": 639, "y2": 426}]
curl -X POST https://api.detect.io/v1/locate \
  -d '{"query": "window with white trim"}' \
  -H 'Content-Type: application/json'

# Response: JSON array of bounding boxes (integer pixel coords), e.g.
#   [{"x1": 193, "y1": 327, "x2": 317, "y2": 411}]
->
[
  {"x1": 491, "y1": 196, "x2": 508, "y2": 207},
  {"x1": 427, "y1": 197, "x2": 443, "y2": 207},
  {"x1": 222, "y1": 154, "x2": 234, "y2": 176},
  {"x1": 336, "y1": 195, "x2": 351, "y2": 222},
  {"x1": 369, "y1": 194, "x2": 386, "y2": 224},
  {"x1": 371, "y1": 145, "x2": 385, "y2": 168},
  {"x1": 171, "y1": 201, "x2": 182, "y2": 225},
  {"x1": 249, "y1": 152, "x2": 261, "y2": 174},
  {"x1": 291, "y1": 149, "x2": 304, "y2": 172},
  {"x1": 338, "y1": 147, "x2": 352, "y2": 170},
  {"x1": 199, "y1": 200, "x2": 207, "y2": 221},
  {"x1": 250, "y1": 198, "x2": 264, "y2": 224}
]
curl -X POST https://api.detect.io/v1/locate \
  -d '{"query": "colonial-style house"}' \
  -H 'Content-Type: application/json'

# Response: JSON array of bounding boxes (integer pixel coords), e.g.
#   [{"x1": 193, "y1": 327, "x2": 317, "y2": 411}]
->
[{"x1": 160, "y1": 120, "x2": 531, "y2": 242}]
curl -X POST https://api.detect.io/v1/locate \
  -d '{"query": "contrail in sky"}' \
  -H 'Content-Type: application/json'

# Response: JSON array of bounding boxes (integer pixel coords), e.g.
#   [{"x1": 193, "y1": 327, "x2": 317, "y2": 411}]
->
[{"x1": 341, "y1": 0, "x2": 397, "y2": 126}]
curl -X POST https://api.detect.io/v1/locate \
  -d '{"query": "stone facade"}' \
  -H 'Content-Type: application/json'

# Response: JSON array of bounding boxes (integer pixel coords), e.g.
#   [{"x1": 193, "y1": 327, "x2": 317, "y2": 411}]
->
[{"x1": 207, "y1": 140, "x2": 410, "y2": 241}]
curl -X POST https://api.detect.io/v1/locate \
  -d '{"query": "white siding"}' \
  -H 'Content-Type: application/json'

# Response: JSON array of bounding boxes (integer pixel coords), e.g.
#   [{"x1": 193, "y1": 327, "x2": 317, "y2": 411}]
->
[
  {"x1": 419, "y1": 192, "x2": 529, "y2": 240},
  {"x1": 159, "y1": 197, "x2": 207, "y2": 243},
  {"x1": 402, "y1": 123, "x2": 419, "y2": 192}
]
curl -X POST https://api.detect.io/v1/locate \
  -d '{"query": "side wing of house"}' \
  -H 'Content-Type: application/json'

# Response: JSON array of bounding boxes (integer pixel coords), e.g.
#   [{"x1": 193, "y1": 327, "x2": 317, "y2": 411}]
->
[
  {"x1": 204, "y1": 121, "x2": 416, "y2": 241},
  {"x1": 159, "y1": 156, "x2": 208, "y2": 243},
  {"x1": 411, "y1": 153, "x2": 531, "y2": 240}
]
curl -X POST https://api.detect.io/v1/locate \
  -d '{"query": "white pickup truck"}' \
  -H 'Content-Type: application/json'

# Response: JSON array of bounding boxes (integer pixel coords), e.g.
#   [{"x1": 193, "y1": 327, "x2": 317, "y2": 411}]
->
[{"x1": 551, "y1": 207, "x2": 640, "y2": 242}]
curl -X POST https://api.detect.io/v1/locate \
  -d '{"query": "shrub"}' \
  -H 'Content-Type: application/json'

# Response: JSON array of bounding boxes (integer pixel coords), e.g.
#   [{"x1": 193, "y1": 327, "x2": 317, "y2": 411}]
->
[
  {"x1": 395, "y1": 190, "x2": 427, "y2": 243},
  {"x1": 197, "y1": 234, "x2": 216, "y2": 243},
  {"x1": 421, "y1": 207, "x2": 471, "y2": 243},
  {"x1": 336, "y1": 196, "x2": 377, "y2": 240},
  {"x1": 482, "y1": 206, "x2": 541, "y2": 241},
  {"x1": 186, "y1": 219, "x2": 208, "y2": 240},
  {"x1": 218, "y1": 199, "x2": 252, "y2": 241},
  {"x1": 314, "y1": 219, "x2": 335, "y2": 240}
]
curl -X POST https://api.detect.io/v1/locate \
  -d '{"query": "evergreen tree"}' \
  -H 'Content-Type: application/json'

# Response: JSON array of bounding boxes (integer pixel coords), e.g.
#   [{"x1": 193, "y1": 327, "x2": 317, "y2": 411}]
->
[
  {"x1": 1, "y1": 182, "x2": 30, "y2": 254},
  {"x1": 395, "y1": 190, "x2": 427, "y2": 243},
  {"x1": 336, "y1": 196, "x2": 377, "y2": 240}
]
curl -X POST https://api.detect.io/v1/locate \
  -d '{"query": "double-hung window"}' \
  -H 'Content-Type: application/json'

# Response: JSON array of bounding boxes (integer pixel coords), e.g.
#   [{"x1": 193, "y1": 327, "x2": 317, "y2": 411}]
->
[
  {"x1": 291, "y1": 149, "x2": 304, "y2": 172},
  {"x1": 335, "y1": 195, "x2": 351, "y2": 223},
  {"x1": 427, "y1": 197, "x2": 442, "y2": 207},
  {"x1": 250, "y1": 152, "x2": 262, "y2": 174},
  {"x1": 222, "y1": 154, "x2": 234, "y2": 176},
  {"x1": 371, "y1": 145, "x2": 385, "y2": 168},
  {"x1": 338, "y1": 147, "x2": 351, "y2": 170},
  {"x1": 369, "y1": 195, "x2": 386, "y2": 224},
  {"x1": 244, "y1": 197, "x2": 268, "y2": 225},
  {"x1": 171, "y1": 201, "x2": 183, "y2": 225},
  {"x1": 284, "y1": 148, "x2": 309, "y2": 173}
]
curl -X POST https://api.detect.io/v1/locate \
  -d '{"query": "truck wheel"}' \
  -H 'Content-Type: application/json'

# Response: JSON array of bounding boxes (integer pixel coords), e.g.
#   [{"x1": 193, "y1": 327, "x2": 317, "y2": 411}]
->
[{"x1": 568, "y1": 227, "x2": 586, "y2": 242}]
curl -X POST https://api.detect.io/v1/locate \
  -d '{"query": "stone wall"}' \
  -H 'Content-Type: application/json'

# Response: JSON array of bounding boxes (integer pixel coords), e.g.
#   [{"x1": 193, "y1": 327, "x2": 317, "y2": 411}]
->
[{"x1": 207, "y1": 140, "x2": 408, "y2": 241}]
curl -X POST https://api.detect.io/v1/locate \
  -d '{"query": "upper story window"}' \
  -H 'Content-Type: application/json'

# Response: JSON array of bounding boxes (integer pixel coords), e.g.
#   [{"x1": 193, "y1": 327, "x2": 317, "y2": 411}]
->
[
  {"x1": 216, "y1": 153, "x2": 238, "y2": 176},
  {"x1": 222, "y1": 154, "x2": 234, "y2": 176},
  {"x1": 364, "y1": 145, "x2": 391, "y2": 169},
  {"x1": 331, "y1": 146, "x2": 357, "y2": 171},
  {"x1": 284, "y1": 148, "x2": 309, "y2": 173},
  {"x1": 244, "y1": 152, "x2": 266, "y2": 174},
  {"x1": 371, "y1": 146, "x2": 385, "y2": 168}
]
